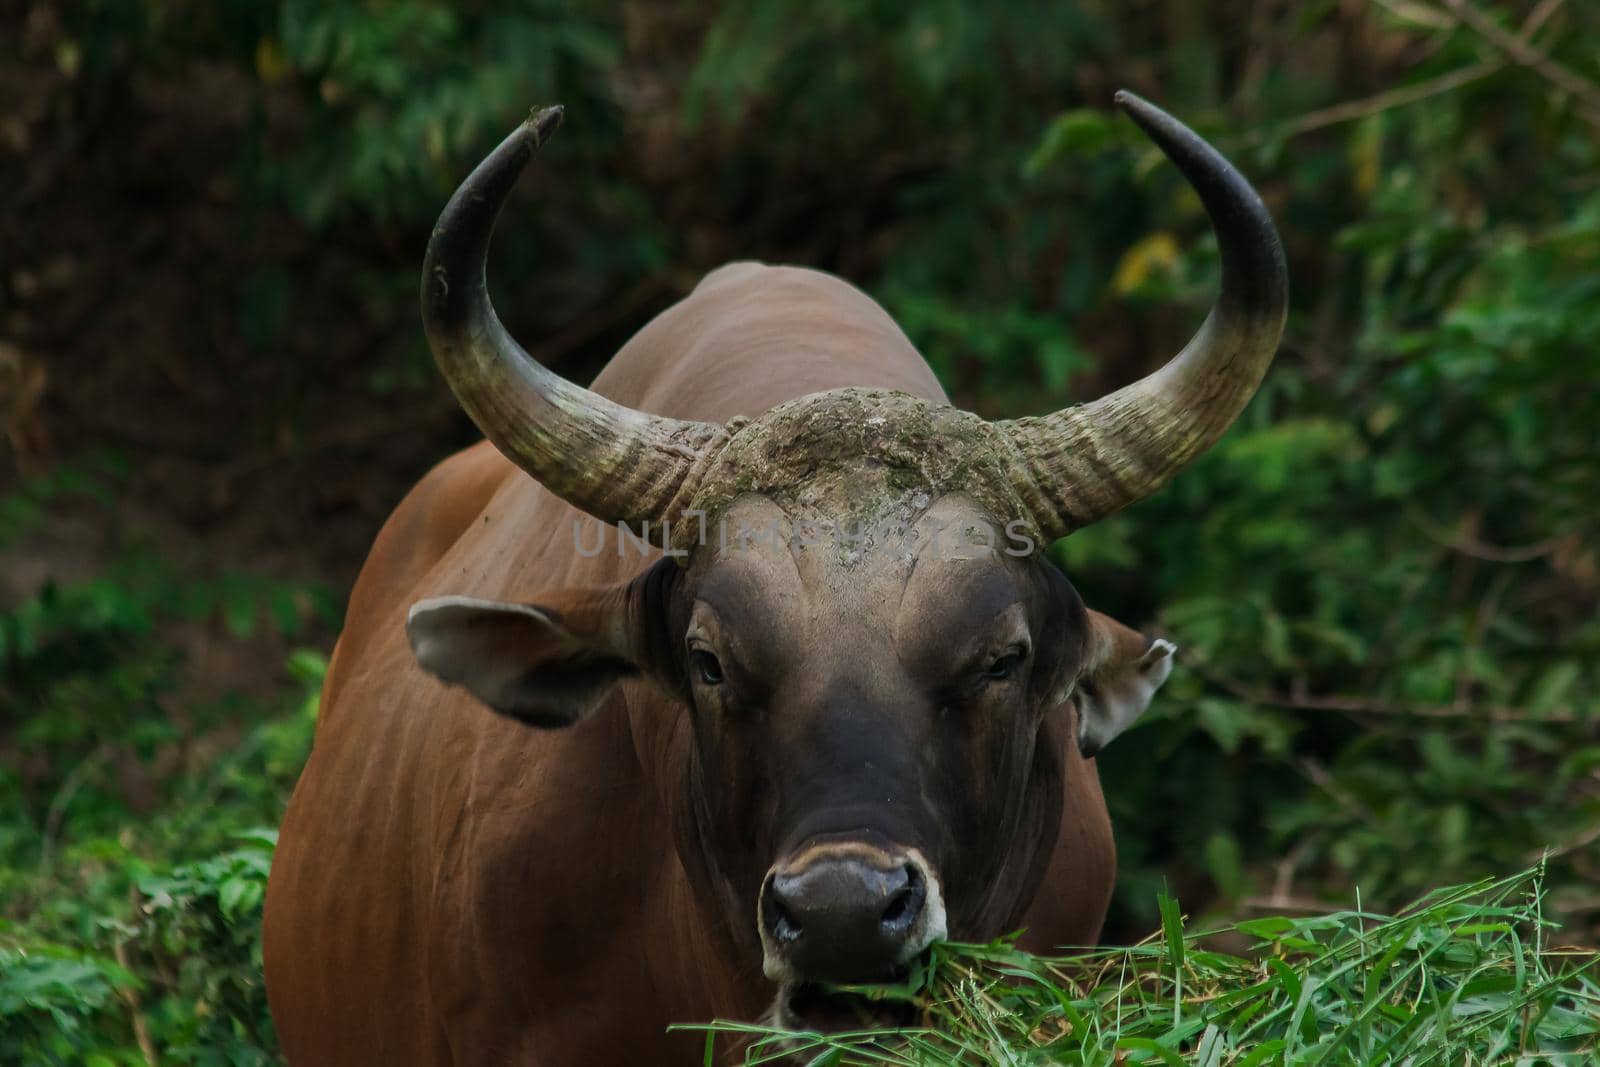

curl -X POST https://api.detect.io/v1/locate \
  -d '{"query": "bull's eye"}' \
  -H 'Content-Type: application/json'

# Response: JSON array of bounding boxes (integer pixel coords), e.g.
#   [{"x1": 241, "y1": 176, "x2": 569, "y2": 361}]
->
[
  {"x1": 690, "y1": 649, "x2": 726, "y2": 686},
  {"x1": 984, "y1": 650, "x2": 1024, "y2": 681}
]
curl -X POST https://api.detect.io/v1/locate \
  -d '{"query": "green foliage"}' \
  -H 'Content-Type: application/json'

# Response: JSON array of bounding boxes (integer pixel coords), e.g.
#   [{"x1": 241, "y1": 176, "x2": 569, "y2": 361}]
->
[
  {"x1": 691, "y1": 868, "x2": 1600, "y2": 1064},
  {"x1": 1085, "y1": 9, "x2": 1600, "y2": 921},
  {"x1": 265, "y1": 0, "x2": 620, "y2": 225},
  {"x1": 129, "y1": 832, "x2": 279, "y2": 1065},
  {"x1": 1, "y1": 461, "x2": 336, "y2": 886},
  {"x1": 0, "y1": 458, "x2": 324, "y2": 1063},
  {"x1": 1, "y1": 831, "x2": 282, "y2": 1066},
  {"x1": 0, "y1": 948, "x2": 133, "y2": 1065}
]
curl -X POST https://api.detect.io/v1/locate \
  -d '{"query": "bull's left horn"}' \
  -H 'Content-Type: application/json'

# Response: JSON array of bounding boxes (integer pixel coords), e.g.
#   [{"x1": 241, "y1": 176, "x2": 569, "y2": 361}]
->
[
  {"x1": 421, "y1": 106, "x2": 730, "y2": 541},
  {"x1": 998, "y1": 92, "x2": 1289, "y2": 539}
]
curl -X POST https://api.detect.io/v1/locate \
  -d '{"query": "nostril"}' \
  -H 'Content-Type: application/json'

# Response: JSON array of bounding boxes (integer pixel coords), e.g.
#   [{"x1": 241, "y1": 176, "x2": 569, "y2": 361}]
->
[
  {"x1": 881, "y1": 887, "x2": 913, "y2": 926},
  {"x1": 879, "y1": 864, "x2": 924, "y2": 934},
  {"x1": 769, "y1": 894, "x2": 803, "y2": 944}
]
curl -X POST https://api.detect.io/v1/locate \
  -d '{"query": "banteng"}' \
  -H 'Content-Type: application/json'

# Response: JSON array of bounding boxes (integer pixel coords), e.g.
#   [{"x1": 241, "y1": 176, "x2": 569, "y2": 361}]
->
[{"x1": 264, "y1": 92, "x2": 1287, "y2": 1065}]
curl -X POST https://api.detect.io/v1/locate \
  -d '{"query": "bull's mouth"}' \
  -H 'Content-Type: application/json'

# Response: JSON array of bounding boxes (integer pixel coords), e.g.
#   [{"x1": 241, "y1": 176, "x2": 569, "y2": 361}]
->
[
  {"x1": 773, "y1": 965, "x2": 926, "y2": 1034},
  {"x1": 781, "y1": 982, "x2": 921, "y2": 1032}
]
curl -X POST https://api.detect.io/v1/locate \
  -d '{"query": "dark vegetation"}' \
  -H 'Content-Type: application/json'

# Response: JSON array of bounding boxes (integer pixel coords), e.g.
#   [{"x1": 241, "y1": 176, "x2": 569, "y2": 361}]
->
[{"x1": 1, "y1": 0, "x2": 1596, "y2": 1061}]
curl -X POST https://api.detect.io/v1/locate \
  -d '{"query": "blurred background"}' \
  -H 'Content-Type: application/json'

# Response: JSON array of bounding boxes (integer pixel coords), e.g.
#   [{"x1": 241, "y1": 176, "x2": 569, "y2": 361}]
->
[{"x1": 2, "y1": 0, "x2": 1598, "y2": 1060}]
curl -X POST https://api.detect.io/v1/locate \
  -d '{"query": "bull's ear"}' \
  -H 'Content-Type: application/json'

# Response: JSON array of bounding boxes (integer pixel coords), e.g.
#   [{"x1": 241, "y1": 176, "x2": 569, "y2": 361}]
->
[
  {"x1": 406, "y1": 588, "x2": 640, "y2": 729},
  {"x1": 1073, "y1": 610, "x2": 1176, "y2": 757}
]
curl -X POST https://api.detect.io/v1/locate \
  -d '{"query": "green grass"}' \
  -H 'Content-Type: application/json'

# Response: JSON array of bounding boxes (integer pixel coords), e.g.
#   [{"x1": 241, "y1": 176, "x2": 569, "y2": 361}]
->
[{"x1": 684, "y1": 866, "x2": 1600, "y2": 1065}]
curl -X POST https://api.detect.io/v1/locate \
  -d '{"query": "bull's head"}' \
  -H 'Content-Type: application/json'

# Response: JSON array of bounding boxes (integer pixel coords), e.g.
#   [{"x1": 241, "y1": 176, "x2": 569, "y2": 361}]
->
[{"x1": 405, "y1": 95, "x2": 1285, "y2": 1023}]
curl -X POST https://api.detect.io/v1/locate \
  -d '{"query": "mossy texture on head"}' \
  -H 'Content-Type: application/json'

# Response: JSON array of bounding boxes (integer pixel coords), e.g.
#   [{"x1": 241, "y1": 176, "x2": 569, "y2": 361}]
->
[{"x1": 674, "y1": 388, "x2": 1040, "y2": 554}]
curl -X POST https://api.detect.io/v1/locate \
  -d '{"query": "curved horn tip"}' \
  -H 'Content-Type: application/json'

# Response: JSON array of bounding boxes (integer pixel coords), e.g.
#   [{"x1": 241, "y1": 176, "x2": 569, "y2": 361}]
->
[
  {"x1": 1111, "y1": 90, "x2": 1179, "y2": 135},
  {"x1": 525, "y1": 105, "x2": 564, "y2": 146}
]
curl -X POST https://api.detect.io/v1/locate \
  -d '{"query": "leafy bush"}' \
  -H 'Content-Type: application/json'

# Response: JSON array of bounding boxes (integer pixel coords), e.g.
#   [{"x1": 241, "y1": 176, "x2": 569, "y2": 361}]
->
[
  {"x1": 0, "y1": 831, "x2": 281, "y2": 1066},
  {"x1": 0, "y1": 946, "x2": 134, "y2": 1066},
  {"x1": 131, "y1": 831, "x2": 280, "y2": 1065},
  {"x1": 0, "y1": 459, "x2": 323, "y2": 1063}
]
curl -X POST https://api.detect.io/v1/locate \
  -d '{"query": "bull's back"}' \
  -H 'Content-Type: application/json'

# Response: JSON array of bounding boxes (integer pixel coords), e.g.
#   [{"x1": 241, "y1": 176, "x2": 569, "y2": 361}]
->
[
  {"x1": 598, "y1": 263, "x2": 946, "y2": 419},
  {"x1": 265, "y1": 265, "x2": 949, "y2": 1064}
]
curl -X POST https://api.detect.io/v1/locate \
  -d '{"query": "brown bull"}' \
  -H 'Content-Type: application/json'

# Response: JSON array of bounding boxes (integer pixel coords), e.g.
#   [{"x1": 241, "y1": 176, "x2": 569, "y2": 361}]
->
[{"x1": 263, "y1": 92, "x2": 1286, "y2": 1064}]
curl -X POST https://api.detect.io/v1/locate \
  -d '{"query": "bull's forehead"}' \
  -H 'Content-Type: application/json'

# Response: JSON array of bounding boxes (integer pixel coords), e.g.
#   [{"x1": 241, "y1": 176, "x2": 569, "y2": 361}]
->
[{"x1": 688, "y1": 492, "x2": 1030, "y2": 648}]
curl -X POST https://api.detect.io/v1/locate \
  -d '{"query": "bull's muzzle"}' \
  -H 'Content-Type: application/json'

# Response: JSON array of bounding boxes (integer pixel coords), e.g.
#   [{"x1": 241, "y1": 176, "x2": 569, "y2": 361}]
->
[{"x1": 758, "y1": 842, "x2": 947, "y2": 984}]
